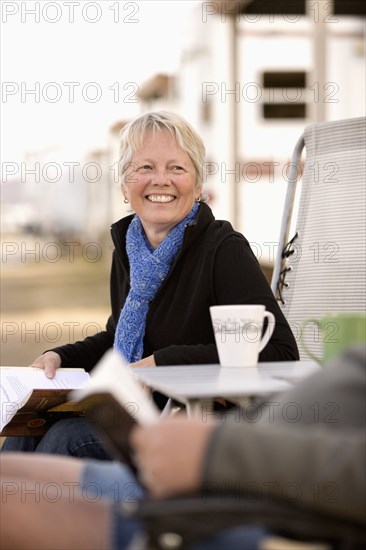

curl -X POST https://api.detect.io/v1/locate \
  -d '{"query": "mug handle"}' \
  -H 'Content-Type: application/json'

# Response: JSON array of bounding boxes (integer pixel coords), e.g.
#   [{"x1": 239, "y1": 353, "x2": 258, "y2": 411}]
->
[
  {"x1": 301, "y1": 319, "x2": 322, "y2": 364},
  {"x1": 259, "y1": 311, "x2": 276, "y2": 352}
]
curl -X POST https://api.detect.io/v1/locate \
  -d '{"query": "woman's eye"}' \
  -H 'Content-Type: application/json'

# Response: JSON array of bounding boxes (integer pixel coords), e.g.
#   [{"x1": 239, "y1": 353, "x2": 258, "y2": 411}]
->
[
  {"x1": 139, "y1": 165, "x2": 152, "y2": 171},
  {"x1": 171, "y1": 165, "x2": 184, "y2": 171}
]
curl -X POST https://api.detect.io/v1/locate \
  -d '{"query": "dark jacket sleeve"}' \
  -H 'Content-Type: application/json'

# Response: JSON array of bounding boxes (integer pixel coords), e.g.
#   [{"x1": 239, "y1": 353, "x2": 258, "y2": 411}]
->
[
  {"x1": 202, "y1": 346, "x2": 366, "y2": 525},
  {"x1": 204, "y1": 423, "x2": 365, "y2": 524}
]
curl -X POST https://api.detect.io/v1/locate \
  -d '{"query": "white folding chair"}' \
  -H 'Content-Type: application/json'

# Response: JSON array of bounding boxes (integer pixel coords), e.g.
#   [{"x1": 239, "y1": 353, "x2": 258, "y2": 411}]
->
[{"x1": 271, "y1": 117, "x2": 366, "y2": 360}]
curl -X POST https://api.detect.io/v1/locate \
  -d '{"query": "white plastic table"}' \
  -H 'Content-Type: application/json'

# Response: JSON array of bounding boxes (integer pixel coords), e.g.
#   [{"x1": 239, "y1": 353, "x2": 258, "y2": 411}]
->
[{"x1": 133, "y1": 361, "x2": 319, "y2": 416}]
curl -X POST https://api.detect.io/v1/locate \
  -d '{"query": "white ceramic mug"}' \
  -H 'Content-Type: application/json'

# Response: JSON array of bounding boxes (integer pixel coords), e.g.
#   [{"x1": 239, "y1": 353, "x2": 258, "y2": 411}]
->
[{"x1": 210, "y1": 305, "x2": 276, "y2": 367}]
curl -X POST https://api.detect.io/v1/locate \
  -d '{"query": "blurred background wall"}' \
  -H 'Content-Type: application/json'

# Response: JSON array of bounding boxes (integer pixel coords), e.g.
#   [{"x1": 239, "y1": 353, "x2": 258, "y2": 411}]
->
[{"x1": 1, "y1": 0, "x2": 365, "y2": 364}]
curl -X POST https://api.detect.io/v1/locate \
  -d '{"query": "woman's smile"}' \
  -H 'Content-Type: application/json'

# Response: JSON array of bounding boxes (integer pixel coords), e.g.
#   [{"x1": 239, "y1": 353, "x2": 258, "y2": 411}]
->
[{"x1": 145, "y1": 194, "x2": 176, "y2": 203}]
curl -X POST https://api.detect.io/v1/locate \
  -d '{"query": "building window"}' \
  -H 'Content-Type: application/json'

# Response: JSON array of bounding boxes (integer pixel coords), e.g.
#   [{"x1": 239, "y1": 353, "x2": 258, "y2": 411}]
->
[
  {"x1": 244, "y1": 0, "x2": 305, "y2": 15},
  {"x1": 333, "y1": 0, "x2": 366, "y2": 15},
  {"x1": 263, "y1": 72, "x2": 306, "y2": 89},
  {"x1": 262, "y1": 71, "x2": 307, "y2": 120},
  {"x1": 241, "y1": 0, "x2": 366, "y2": 16}
]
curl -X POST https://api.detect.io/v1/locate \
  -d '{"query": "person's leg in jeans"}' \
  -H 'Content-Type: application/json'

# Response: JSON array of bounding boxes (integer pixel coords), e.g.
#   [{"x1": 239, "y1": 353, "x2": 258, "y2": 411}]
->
[
  {"x1": 1, "y1": 417, "x2": 113, "y2": 459},
  {"x1": 1, "y1": 435, "x2": 41, "y2": 452}
]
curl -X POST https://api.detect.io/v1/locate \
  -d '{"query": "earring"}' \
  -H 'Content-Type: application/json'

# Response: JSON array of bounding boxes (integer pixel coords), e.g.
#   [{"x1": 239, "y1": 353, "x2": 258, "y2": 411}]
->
[
  {"x1": 123, "y1": 197, "x2": 129, "y2": 204},
  {"x1": 195, "y1": 196, "x2": 201, "y2": 203}
]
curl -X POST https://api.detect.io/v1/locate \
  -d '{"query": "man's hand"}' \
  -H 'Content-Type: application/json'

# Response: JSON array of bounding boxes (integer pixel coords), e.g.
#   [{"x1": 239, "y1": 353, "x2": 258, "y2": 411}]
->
[
  {"x1": 130, "y1": 417, "x2": 216, "y2": 498},
  {"x1": 30, "y1": 351, "x2": 62, "y2": 379}
]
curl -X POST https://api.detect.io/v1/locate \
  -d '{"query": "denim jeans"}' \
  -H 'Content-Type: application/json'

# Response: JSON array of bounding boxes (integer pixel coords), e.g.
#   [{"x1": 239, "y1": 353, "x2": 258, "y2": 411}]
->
[
  {"x1": 81, "y1": 460, "x2": 268, "y2": 550},
  {"x1": 1, "y1": 418, "x2": 113, "y2": 459}
]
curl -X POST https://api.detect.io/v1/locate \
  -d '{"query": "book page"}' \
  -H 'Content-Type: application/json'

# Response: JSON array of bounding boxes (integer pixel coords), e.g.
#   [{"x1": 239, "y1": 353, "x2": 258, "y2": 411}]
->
[
  {"x1": 70, "y1": 350, "x2": 159, "y2": 425},
  {"x1": 0, "y1": 367, "x2": 90, "y2": 432}
]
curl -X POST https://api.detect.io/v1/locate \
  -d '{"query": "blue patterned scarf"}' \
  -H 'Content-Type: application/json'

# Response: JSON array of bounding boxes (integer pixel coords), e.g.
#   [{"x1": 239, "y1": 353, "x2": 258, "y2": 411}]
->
[{"x1": 114, "y1": 203, "x2": 199, "y2": 362}]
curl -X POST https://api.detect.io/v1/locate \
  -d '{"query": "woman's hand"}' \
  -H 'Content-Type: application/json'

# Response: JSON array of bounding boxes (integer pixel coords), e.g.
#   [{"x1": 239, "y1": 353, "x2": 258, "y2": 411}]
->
[
  {"x1": 130, "y1": 354, "x2": 156, "y2": 368},
  {"x1": 130, "y1": 417, "x2": 216, "y2": 498},
  {"x1": 30, "y1": 351, "x2": 61, "y2": 379}
]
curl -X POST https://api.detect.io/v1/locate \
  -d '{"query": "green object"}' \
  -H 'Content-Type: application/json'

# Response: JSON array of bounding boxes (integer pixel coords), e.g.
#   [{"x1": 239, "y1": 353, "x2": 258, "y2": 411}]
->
[{"x1": 302, "y1": 314, "x2": 366, "y2": 365}]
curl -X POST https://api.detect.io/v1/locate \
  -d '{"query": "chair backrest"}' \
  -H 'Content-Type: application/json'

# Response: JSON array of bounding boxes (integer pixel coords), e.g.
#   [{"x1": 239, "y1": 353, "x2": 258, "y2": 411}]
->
[{"x1": 271, "y1": 117, "x2": 366, "y2": 360}]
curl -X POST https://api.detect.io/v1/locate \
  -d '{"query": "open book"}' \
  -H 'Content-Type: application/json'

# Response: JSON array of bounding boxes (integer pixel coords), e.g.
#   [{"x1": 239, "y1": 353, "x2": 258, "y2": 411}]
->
[
  {"x1": 0, "y1": 367, "x2": 90, "y2": 436},
  {"x1": 69, "y1": 349, "x2": 160, "y2": 466},
  {"x1": 1, "y1": 351, "x2": 160, "y2": 460}
]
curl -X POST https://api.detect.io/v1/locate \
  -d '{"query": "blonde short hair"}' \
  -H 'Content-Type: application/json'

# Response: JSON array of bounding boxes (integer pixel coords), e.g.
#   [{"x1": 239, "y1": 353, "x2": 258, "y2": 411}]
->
[{"x1": 119, "y1": 111, "x2": 205, "y2": 190}]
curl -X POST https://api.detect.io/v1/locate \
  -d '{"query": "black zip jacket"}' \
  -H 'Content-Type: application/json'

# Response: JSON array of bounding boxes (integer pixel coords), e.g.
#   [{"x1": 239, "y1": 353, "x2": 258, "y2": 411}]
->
[{"x1": 51, "y1": 203, "x2": 299, "y2": 370}]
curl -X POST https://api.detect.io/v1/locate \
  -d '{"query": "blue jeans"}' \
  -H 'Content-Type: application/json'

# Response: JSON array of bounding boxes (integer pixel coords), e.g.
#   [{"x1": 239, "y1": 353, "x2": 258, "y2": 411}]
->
[
  {"x1": 1, "y1": 418, "x2": 113, "y2": 459},
  {"x1": 80, "y1": 460, "x2": 268, "y2": 550}
]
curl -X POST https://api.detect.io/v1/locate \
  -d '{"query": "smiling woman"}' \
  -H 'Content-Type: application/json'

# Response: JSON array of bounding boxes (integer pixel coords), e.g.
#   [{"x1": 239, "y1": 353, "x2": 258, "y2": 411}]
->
[{"x1": 1, "y1": 111, "x2": 299, "y2": 457}]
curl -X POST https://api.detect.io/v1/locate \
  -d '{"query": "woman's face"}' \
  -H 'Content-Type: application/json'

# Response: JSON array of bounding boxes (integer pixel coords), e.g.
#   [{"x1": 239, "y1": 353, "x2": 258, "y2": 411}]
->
[{"x1": 122, "y1": 130, "x2": 201, "y2": 245}]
